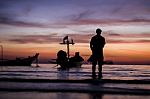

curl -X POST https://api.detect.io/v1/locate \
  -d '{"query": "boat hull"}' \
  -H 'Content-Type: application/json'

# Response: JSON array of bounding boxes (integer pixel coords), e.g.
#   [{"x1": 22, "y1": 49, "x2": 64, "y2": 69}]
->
[
  {"x1": 0, "y1": 53, "x2": 39, "y2": 66},
  {"x1": 68, "y1": 62, "x2": 83, "y2": 68}
]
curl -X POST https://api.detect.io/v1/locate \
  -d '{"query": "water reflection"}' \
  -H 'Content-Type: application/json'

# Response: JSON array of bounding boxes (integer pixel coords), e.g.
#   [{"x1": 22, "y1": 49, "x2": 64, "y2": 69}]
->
[
  {"x1": 56, "y1": 93, "x2": 104, "y2": 99},
  {"x1": 0, "y1": 92, "x2": 150, "y2": 99},
  {"x1": 0, "y1": 64, "x2": 150, "y2": 80},
  {"x1": 57, "y1": 70, "x2": 69, "y2": 79},
  {"x1": 90, "y1": 93, "x2": 103, "y2": 99}
]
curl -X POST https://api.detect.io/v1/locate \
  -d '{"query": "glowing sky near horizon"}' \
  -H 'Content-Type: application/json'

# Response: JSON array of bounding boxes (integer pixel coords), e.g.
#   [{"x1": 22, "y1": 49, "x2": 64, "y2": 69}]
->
[{"x1": 0, "y1": 0, "x2": 150, "y2": 64}]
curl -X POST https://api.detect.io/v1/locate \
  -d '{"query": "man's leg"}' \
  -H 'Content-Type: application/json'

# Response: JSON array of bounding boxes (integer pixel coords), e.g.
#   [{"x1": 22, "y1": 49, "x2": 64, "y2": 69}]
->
[
  {"x1": 92, "y1": 60, "x2": 97, "y2": 79},
  {"x1": 98, "y1": 60, "x2": 103, "y2": 79}
]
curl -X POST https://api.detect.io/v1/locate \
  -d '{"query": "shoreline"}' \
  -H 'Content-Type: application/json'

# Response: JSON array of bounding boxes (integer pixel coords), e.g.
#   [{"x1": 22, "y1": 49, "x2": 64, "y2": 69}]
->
[{"x1": 0, "y1": 78, "x2": 150, "y2": 84}]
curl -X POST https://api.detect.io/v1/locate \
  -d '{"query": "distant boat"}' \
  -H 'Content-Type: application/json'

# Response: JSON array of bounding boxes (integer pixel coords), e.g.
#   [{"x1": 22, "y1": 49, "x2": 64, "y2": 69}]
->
[
  {"x1": 0, "y1": 53, "x2": 39, "y2": 66},
  {"x1": 103, "y1": 60, "x2": 114, "y2": 64}
]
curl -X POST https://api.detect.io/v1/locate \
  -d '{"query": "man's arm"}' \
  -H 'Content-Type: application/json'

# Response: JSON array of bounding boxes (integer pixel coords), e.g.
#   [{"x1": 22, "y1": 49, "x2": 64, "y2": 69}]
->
[
  {"x1": 101, "y1": 37, "x2": 106, "y2": 48},
  {"x1": 90, "y1": 37, "x2": 93, "y2": 50},
  {"x1": 103, "y1": 37, "x2": 106, "y2": 47}
]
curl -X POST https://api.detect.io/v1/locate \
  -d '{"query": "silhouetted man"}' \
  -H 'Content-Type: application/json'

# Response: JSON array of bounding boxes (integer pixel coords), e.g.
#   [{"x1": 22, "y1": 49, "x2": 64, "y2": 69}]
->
[{"x1": 90, "y1": 28, "x2": 106, "y2": 79}]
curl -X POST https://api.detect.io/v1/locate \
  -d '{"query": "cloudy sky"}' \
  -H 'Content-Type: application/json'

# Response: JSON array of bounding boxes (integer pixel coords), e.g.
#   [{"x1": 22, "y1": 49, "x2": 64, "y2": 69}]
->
[{"x1": 0, "y1": 0, "x2": 150, "y2": 64}]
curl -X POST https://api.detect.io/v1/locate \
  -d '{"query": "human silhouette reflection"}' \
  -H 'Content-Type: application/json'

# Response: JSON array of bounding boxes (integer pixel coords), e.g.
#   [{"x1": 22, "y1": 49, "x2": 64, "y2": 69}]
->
[
  {"x1": 88, "y1": 28, "x2": 106, "y2": 79},
  {"x1": 90, "y1": 93, "x2": 103, "y2": 99}
]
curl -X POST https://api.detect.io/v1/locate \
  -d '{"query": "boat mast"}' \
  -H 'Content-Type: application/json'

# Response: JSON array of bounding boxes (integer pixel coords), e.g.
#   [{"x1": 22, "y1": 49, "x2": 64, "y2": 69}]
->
[{"x1": 60, "y1": 36, "x2": 75, "y2": 59}]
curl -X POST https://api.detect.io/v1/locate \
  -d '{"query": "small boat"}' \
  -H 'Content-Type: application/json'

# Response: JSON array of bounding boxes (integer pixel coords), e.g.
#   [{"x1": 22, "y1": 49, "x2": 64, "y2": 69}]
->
[
  {"x1": 68, "y1": 61, "x2": 83, "y2": 68},
  {"x1": 57, "y1": 36, "x2": 84, "y2": 70},
  {"x1": 49, "y1": 59, "x2": 83, "y2": 68},
  {"x1": 56, "y1": 50, "x2": 84, "y2": 70},
  {"x1": 0, "y1": 53, "x2": 39, "y2": 66}
]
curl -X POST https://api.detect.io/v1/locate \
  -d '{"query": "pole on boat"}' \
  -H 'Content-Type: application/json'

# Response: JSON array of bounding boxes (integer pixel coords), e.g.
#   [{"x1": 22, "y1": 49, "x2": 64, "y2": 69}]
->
[
  {"x1": 60, "y1": 36, "x2": 75, "y2": 59},
  {"x1": 0, "y1": 45, "x2": 3, "y2": 66},
  {"x1": 66, "y1": 39, "x2": 70, "y2": 59}
]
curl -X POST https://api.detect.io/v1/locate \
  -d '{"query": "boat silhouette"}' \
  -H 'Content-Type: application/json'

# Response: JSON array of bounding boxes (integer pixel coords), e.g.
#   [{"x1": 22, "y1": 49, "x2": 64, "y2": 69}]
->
[
  {"x1": 0, "y1": 53, "x2": 39, "y2": 66},
  {"x1": 56, "y1": 36, "x2": 84, "y2": 70}
]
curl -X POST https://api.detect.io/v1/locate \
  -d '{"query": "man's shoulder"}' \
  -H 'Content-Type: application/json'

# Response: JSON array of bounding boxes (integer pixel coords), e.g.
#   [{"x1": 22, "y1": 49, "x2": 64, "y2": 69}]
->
[
  {"x1": 91, "y1": 35, "x2": 105, "y2": 42},
  {"x1": 93, "y1": 35, "x2": 105, "y2": 38},
  {"x1": 91, "y1": 35, "x2": 97, "y2": 39},
  {"x1": 101, "y1": 36, "x2": 105, "y2": 39}
]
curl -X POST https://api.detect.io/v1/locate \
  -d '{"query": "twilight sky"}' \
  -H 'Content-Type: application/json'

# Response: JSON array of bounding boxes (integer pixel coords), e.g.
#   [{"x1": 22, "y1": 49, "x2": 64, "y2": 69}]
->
[{"x1": 0, "y1": 0, "x2": 150, "y2": 64}]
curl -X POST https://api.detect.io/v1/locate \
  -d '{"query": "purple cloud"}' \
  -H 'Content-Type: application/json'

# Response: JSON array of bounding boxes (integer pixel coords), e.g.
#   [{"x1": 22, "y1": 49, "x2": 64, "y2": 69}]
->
[
  {"x1": 106, "y1": 33, "x2": 150, "y2": 38},
  {"x1": 0, "y1": 14, "x2": 47, "y2": 28},
  {"x1": 62, "y1": 18, "x2": 150, "y2": 26},
  {"x1": 6, "y1": 33, "x2": 61, "y2": 44},
  {"x1": 6, "y1": 33, "x2": 92, "y2": 44},
  {"x1": 107, "y1": 39, "x2": 150, "y2": 44},
  {"x1": 5, "y1": 33, "x2": 150, "y2": 44},
  {"x1": 0, "y1": 0, "x2": 150, "y2": 27}
]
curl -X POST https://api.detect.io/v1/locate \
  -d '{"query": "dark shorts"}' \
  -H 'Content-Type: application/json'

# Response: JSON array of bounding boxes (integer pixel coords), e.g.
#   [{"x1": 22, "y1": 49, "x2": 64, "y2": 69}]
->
[{"x1": 88, "y1": 55, "x2": 104, "y2": 63}]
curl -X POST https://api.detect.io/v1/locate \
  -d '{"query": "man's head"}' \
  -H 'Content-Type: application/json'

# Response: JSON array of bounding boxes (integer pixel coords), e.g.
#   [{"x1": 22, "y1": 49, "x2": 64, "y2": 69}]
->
[
  {"x1": 75, "y1": 52, "x2": 79, "y2": 56},
  {"x1": 96, "y1": 28, "x2": 102, "y2": 35}
]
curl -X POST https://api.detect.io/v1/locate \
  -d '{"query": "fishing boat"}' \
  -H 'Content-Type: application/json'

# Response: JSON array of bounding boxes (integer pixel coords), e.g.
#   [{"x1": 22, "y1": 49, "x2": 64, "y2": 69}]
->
[
  {"x1": 68, "y1": 61, "x2": 83, "y2": 68},
  {"x1": 0, "y1": 53, "x2": 39, "y2": 66},
  {"x1": 49, "y1": 58, "x2": 83, "y2": 68},
  {"x1": 56, "y1": 36, "x2": 84, "y2": 70}
]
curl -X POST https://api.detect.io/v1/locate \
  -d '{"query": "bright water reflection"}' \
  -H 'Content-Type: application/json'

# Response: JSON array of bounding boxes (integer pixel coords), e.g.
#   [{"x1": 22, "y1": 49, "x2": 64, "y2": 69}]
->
[{"x1": 0, "y1": 64, "x2": 150, "y2": 80}]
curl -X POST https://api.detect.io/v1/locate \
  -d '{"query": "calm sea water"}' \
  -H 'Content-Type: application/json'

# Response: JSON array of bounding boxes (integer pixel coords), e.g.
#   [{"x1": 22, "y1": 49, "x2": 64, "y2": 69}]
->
[
  {"x1": 0, "y1": 64, "x2": 150, "y2": 99},
  {"x1": 0, "y1": 64, "x2": 150, "y2": 80}
]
